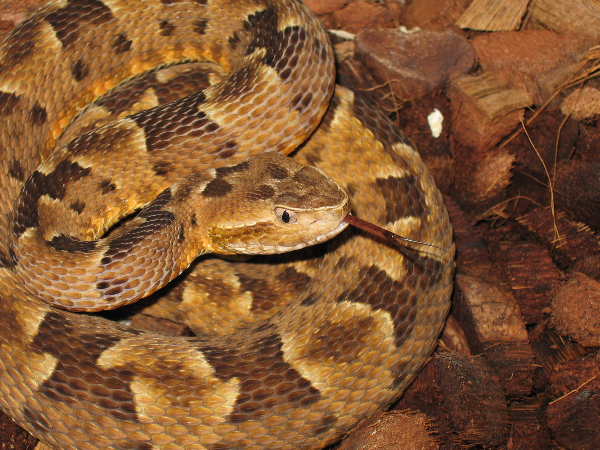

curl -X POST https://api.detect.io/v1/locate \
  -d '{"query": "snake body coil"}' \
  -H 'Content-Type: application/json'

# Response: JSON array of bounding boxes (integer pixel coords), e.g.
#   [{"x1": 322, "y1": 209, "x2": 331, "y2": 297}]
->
[{"x1": 0, "y1": 0, "x2": 454, "y2": 448}]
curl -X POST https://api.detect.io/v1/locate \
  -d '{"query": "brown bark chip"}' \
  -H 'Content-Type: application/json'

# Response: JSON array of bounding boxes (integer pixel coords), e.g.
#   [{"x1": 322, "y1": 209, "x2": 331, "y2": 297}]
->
[
  {"x1": 355, "y1": 28, "x2": 475, "y2": 101},
  {"x1": 552, "y1": 273, "x2": 600, "y2": 348},
  {"x1": 337, "y1": 411, "x2": 438, "y2": 450},
  {"x1": 447, "y1": 72, "x2": 533, "y2": 151},
  {"x1": 301, "y1": 0, "x2": 348, "y2": 16},
  {"x1": 561, "y1": 86, "x2": 600, "y2": 120},
  {"x1": 456, "y1": 0, "x2": 529, "y2": 31},
  {"x1": 546, "y1": 353, "x2": 600, "y2": 450},
  {"x1": 472, "y1": 31, "x2": 593, "y2": 105},
  {"x1": 403, "y1": 0, "x2": 471, "y2": 31},
  {"x1": 331, "y1": 2, "x2": 394, "y2": 34},
  {"x1": 435, "y1": 353, "x2": 510, "y2": 448},
  {"x1": 530, "y1": 0, "x2": 600, "y2": 38},
  {"x1": 492, "y1": 230, "x2": 559, "y2": 324},
  {"x1": 555, "y1": 160, "x2": 600, "y2": 230}
]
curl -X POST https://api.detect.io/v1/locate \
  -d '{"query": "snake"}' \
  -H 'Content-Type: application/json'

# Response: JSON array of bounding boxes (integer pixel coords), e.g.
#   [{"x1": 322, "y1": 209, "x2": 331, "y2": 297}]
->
[{"x1": 0, "y1": 0, "x2": 455, "y2": 449}]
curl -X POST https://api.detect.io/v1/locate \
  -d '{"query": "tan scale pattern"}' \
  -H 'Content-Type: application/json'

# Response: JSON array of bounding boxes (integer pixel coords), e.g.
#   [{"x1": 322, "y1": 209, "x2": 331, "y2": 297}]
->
[
  {"x1": 14, "y1": 152, "x2": 350, "y2": 311},
  {"x1": 0, "y1": 0, "x2": 454, "y2": 449}
]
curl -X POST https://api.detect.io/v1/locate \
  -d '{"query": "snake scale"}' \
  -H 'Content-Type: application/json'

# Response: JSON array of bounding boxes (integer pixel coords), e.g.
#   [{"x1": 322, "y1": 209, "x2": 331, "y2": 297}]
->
[{"x1": 0, "y1": 0, "x2": 455, "y2": 448}]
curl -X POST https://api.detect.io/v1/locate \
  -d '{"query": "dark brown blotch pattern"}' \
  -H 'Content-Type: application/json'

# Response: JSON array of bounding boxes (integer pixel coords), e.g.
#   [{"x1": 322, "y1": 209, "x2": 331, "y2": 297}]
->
[
  {"x1": 244, "y1": 8, "x2": 307, "y2": 80},
  {"x1": 218, "y1": 148, "x2": 237, "y2": 160},
  {"x1": 30, "y1": 312, "x2": 141, "y2": 427},
  {"x1": 99, "y1": 179, "x2": 116, "y2": 194},
  {"x1": 236, "y1": 273, "x2": 276, "y2": 313},
  {"x1": 215, "y1": 161, "x2": 249, "y2": 177},
  {"x1": 70, "y1": 58, "x2": 89, "y2": 81},
  {"x1": 70, "y1": 200, "x2": 86, "y2": 214},
  {"x1": 152, "y1": 161, "x2": 172, "y2": 177},
  {"x1": 65, "y1": 125, "x2": 137, "y2": 157},
  {"x1": 45, "y1": 0, "x2": 114, "y2": 47},
  {"x1": 14, "y1": 160, "x2": 92, "y2": 236},
  {"x1": 266, "y1": 163, "x2": 288, "y2": 180},
  {"x1": 244, "y1": 7, "x2": 279, "y2": 59},
  {"x1": 22, "y1": 405, "x2": 52, "y2": 435},
  {"x1": 302, "y1": 151, "x2": 322, "y2": 167},
  {"x1": 96, "y1": 73, "x2": 157, "y2": 115},
  {"x1": 304, "y1": 316, "x2": 379, "y2": 390},
  {"x1": 344, "y1": 182, "x2": 357, "y2": 200},
  {"x1": 228, "y1": 31, "x2": 241, "y2": 50},
  {"x1": 337, "y1": 257, "x2": 443, "y2": 347},
  {"x1": 202, "y1": 178, "x2": 232, "y2": 198},
  {"x1": 137, "y1": 444, "x2": 155, "y2": 450},
  {"x1": 113, "y1": 33, "x2": 132, "y2": 54},
  {"x1": 220, "y1": 64, "x2": 260, "y2": 98},
  {"x1": 101, "y1": 188, "x2": 175, "y2": 265},
  {"x1": 7, "y1": 159, "x2": 25, "y2": 182},
  {"x1": 46, "y1": 234, "x2": 97, "y2": 253},
  {"x1": 246, "y1": 185, "x2": 275, "y2": 201},
  {"x1": 193, "y1": 19, "x2": 207, "y2": 35},
  {"x1": 132, "y1": 92, "x2": 212, "y2": 153},
  {"x1": 173, "y1": 179, "x2": 198, "y2": 203},
  {"x1": 93, "y1": 66, "x2": 211, "y2": 118},
  {"x1": 153, "y1": 71, "x2": 211, "y2": 105},
  {"x1": 158, "y1": 20, "x2": 175, "y2": 36},
  {"x1": 291, "y1": 91, "x2": 312, "y2": 113},
  {"x1": 314, "y1": 414, "x2": 337, "y2": 436},
  {"x1": 300, "y1": 293, "x2": 317, "y2": 306},
  {"x1": 200, "y1": 325, "x2": 321, "y2": 424},
  {"x1": 202, "y1": 160, "x2": 252, "y2": 198},
  {"x1": 0, "y1": 20, "x2": 38, "y2": 76},
  {"x1": 30, "y1": 102, "x2": 47, "y2": 124},
  {"x1": 0, "y1": 248, "x2": 18, "y2": 269},
  {"x1": 276, "y1": 266, "x2": 311, "y2": 293},
  {"x1": 0, "y1": 92, "x2": 21, "y2": 116},
  {"x1": 376, "y1": 175, "x2": 424, "y2": 224}
]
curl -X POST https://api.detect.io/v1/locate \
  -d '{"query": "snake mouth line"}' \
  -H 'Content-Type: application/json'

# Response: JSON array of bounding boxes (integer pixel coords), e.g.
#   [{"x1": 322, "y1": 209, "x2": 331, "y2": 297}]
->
[
  {"x1": 306, "y1": 219, "x2": 349, "y2": 245},
  {"x1": 236, "y1": 220, "x2": 350, "y2": 254}
]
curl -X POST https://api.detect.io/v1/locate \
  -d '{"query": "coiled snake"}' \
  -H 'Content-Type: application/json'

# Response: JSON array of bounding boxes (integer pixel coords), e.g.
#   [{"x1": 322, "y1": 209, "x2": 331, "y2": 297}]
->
[{"x1": 0, "y1": 0, "x2": 455, "y2": 448}]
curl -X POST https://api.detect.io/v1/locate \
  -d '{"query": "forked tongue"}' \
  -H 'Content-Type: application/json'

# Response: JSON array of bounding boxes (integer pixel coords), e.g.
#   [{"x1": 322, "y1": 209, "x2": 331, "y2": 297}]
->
[{"x1": 343, "y1": 214, "x2": 446, "y2": 254}]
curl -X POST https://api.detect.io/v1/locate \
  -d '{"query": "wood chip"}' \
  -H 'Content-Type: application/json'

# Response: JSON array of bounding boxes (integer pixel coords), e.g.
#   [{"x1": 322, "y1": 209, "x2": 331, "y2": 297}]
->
[
  {"x1": 448, "y1": 72, "x2": 533, "y2": 151},
  {"x1": 530, "y1": 0, "x2": 600, "y2": 37},
  {"x1": 546, "y1": 354, "x2": 600, "y2": 449},
  {"x1": 456, "y1": 0, "x2": 530, "y2": 31},
  {"x1": 560, "y1": 86, "x2": 600, "y2": 120},
  {"x1": 435, "y1": 353, "x2": 510, "y2": 447},
  {"x1": 338, "y1": 411, "x2": 438, "y2": 450},
  {"x1": 552, "y1": 273, "x2": 600, "y2": 347}
]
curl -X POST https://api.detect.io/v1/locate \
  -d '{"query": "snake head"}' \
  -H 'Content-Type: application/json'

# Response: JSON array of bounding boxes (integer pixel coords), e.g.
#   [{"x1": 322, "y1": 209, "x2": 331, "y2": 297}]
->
[{"x1": 200, "y1": 152, "x2": 350, "y2": 254}]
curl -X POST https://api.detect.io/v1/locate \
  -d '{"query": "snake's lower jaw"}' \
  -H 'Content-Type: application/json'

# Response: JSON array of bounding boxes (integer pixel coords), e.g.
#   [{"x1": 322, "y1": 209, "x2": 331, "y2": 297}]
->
[
  {"x1": 302, "y1": 218, "x2": 350, "y2": 246},
  {"x1": 207, "y1": 206, "x2": 350, "y2": 255},
  {"x1": 225, "y1": 220, "x2": 349, "y2": 254}
]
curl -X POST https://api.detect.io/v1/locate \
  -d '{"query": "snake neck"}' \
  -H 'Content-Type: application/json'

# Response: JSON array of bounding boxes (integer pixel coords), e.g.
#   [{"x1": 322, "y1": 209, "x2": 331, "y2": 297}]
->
[{"x1": 9, "y1": 153, "x2": 351, "y2": 313}]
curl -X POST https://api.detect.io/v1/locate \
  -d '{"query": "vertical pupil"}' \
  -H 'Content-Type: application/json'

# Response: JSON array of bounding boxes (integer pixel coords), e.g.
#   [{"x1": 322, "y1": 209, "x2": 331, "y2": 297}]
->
[{"x1": 282, "y1": 210, "x2": 290, "y2": 223}]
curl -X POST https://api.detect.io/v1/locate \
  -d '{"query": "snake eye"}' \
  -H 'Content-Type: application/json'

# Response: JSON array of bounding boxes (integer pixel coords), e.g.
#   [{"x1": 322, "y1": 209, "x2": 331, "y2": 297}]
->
[{"x1": 276, "y1": 208, "x2": 298, "y2": 224}]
